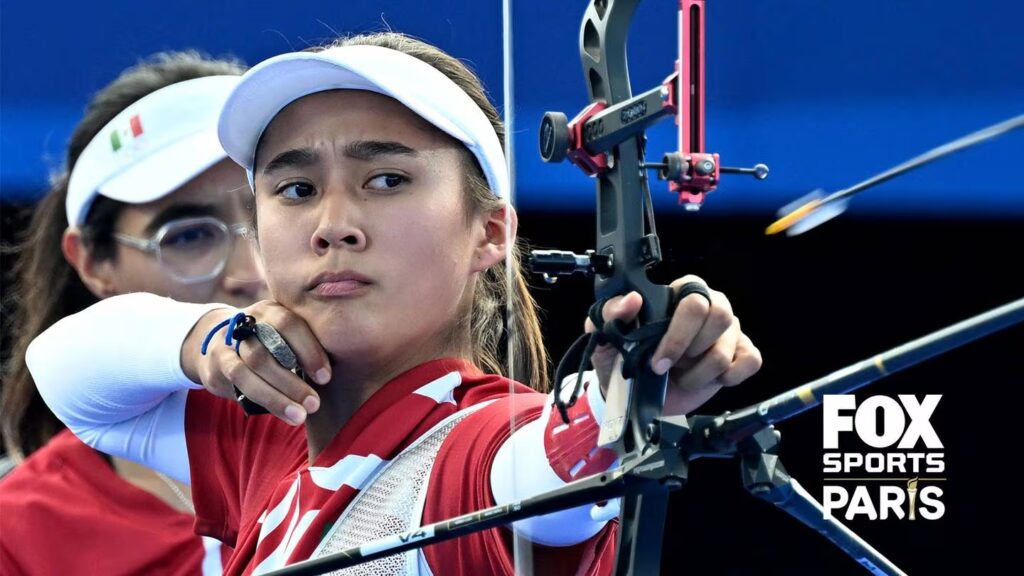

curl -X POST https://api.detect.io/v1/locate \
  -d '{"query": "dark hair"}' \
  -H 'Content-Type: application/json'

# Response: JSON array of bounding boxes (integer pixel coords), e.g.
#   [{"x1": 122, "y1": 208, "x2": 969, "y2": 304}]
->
[
  {"x1": 1, "y1": 51, "x2": 246, "y2": 460},
  {"x1": 321, "y1": 33, "x2": 550, "y2": 391}
]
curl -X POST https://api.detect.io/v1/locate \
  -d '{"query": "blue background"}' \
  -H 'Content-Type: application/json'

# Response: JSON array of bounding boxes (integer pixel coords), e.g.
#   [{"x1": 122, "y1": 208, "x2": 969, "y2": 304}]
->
[{"x1": 2, "y1": 0, "x2": 1022, "y2": 217}]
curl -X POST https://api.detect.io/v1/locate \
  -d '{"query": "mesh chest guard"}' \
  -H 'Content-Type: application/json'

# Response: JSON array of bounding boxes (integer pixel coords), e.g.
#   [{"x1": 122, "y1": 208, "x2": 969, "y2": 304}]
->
[{"x1": 310, "y1": 401, "x2": 492, "y2": 575}]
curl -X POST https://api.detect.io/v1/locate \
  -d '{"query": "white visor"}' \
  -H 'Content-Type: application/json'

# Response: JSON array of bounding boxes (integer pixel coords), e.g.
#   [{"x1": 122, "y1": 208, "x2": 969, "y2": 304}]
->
[
  {"x1": 217, "y1": 44, "x2": 508, "y2": 200},
  {"x1": 66, "y1": 75, "x2": 241, "y2": 226}
]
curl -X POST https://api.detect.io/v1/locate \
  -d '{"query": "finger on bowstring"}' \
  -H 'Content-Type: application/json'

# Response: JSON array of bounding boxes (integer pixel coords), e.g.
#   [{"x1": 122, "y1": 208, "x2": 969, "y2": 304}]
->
[
  {"x1": 237, "y1": 338, "x2": 320, "y2": 413},
  {"x1": 671, "y1": 321, "x2": 740, "y2": 391},
  {"x1": 257, "y1": 306, "x2": 332, "y2": 385},
  {"x1": 718, "y1": 332, "x2": 763, "y2": 387},
  {"x1": 220, "y1": 350, "x2": 313, "y2": 426}
]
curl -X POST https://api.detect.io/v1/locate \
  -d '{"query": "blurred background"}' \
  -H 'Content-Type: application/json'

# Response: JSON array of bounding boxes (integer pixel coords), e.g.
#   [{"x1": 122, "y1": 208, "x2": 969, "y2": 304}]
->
[{"x1": 3, "y1": 0, "x2": 1022, "y2": 573}]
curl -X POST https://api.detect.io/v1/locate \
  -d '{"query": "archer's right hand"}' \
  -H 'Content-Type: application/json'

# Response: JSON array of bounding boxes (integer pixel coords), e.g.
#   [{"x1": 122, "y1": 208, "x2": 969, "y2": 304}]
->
[{"x1": 182, "y1": 300, "x2": 331, "y2": 425}]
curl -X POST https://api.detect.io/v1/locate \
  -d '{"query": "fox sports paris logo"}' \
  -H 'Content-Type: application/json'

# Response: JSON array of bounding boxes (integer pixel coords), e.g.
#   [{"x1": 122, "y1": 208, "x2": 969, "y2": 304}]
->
[{"x1": 821, "y1": 394, "x2": 945, "y2": 521}]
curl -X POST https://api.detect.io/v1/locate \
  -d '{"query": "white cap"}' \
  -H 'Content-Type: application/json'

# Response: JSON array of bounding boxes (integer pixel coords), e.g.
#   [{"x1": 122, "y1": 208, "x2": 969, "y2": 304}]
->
[
  {"x1": 66, "y1": 75, "x2": 241, "y2": 226},
  {"x1": 217, "y1": 44, "x2": 508, "y2": 200}
]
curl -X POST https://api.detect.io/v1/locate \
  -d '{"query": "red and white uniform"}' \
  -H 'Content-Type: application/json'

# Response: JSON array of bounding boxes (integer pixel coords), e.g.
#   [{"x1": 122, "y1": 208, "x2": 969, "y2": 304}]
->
[
  {"x1": 0, "y1": 430, "x2": 226, "y2": 575},
  {"x1": 186, "y1": 358, "x2": 616, "y2": 575},
  {"x1": 27, "y1": 294, "x2": 623, "y2": 575}
]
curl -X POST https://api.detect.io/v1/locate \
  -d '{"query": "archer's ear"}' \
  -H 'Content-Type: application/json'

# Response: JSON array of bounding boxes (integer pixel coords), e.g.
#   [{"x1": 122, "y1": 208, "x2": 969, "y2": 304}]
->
[
  {"x1": 62, "y1": 228, "x2": 117, "y2": 298},
  {"x1": 472, "y1": 203, "x2": 518, "y2": 273}
]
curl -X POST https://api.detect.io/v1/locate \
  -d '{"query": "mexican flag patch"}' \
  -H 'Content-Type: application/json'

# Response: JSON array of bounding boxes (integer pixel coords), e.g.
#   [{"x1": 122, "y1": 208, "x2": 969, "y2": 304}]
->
[{"x1": 110, "y1": 114, "x2": 144, "y2": 152}]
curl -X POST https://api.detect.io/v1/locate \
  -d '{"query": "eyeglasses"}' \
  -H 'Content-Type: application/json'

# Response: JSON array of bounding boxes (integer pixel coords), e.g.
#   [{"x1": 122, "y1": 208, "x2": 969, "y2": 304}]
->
[{"x1": 113, "y1": 216, "x2": 254, "y2": 284}]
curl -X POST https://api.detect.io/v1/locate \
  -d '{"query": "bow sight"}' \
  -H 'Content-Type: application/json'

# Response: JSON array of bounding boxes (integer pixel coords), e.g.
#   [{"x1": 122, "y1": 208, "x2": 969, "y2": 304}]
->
[
  {"x1": 530, "y1": 0, "x2": 767, "y2": 289},
  {"x1": 538, "y1": 0, "x2": 768, "y2": 207}
]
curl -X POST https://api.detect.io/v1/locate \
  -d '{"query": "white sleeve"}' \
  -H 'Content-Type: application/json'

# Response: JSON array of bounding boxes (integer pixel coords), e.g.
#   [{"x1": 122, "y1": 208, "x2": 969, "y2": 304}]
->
[
  {"x1": 27, "y1": 292, "x2": 231, "y2": 483},
  {"x1": 490, "y1": 371, "x2": 621, "y2": 547}
]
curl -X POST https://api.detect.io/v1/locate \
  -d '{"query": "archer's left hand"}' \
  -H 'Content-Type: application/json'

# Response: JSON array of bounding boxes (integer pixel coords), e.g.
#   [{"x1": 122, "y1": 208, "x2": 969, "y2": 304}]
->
[{"x1": 587, "y1": 275, "x2": 762, "y2": 415}]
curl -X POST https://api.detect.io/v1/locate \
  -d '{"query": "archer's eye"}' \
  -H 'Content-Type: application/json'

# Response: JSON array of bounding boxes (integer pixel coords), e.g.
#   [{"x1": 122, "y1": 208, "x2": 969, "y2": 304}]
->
[
  {"x1": 277, "y1": 182, "x2": 316, "y2": 200},
  {"x1": 365, "y1": 174, "x2": 408, "y2": 191}
]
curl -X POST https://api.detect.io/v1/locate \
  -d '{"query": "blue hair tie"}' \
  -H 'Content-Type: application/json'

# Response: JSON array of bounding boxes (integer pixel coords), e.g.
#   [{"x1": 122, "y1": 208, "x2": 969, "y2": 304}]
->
[{"x1": 201, "y1": 312, "x2": 256, "y2": 355}]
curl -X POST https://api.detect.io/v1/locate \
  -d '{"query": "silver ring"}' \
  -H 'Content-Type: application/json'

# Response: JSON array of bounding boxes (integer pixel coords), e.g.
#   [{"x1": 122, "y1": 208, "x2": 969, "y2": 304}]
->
[{"x1": 254, "y1": 321, "x2": 298, "y2": 370}]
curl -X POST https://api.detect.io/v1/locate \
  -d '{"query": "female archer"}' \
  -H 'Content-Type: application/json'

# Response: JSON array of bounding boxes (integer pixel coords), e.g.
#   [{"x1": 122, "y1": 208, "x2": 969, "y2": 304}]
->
[{"x1": 28, "y1": 33, "x2": 761, "y2": 574}]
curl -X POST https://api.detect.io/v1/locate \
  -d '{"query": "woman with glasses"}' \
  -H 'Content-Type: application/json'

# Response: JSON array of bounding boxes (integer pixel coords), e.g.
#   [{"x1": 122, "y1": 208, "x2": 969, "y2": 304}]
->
[
  {"x1": 0, "y1": 52, "x2": 266, "y2": 574},
  {"x1": 26, "y1": 34, "x2": 761, "y2": 574}
]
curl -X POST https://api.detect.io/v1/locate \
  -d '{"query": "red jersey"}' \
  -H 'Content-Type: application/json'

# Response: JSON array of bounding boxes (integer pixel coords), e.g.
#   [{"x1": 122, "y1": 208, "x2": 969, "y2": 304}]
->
[
  {"x1": 0, "y1": 429, "x2": 226, "y2": 575},
  {"x1": 184, "y1": 358, "x2": 616, "y2": 575}
]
